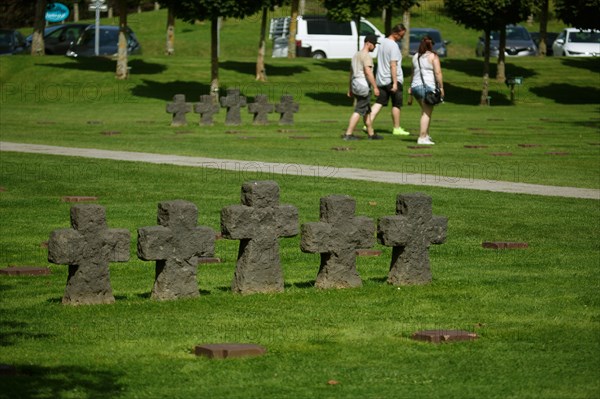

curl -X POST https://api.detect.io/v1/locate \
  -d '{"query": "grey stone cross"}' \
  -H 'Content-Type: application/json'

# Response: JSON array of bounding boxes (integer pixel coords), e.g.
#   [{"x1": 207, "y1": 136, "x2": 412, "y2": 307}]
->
[
  {"x1": 301, "y1": 195, "x2": 375, "y2": 289},
  {"x1": 194, "y1": 95, "x2": 220, "y2": 126},
  {"x1": 275, "y1": 95, "x2": 299, "y2": 125},
  {"x1": 166, "y1": 94, "x2": 192, "y2": 127},
  {"x1": 221, "y1": 181, "x2": 298, "y2": 294},
  {"x1": 248, "y1": 95, "x2": 275, "y2": 125},
  {"x1": 220, "y1": 88, "x2": 247, "y2": 125},
  {"x1": 137, "y1": 200, "x2": 215, "y2": 300},
  {"x1": 377, "y1": 193, "x2": 447, "y2": 285},
  {"x1": 48, "y1": 204, "x2": 130, "y2": 305}
]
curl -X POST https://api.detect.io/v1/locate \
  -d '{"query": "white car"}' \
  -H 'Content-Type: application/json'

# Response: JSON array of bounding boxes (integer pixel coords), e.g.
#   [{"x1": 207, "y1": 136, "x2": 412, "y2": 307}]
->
[
  {"x1": 552, "y1": 28, "x2": 600, "y2": 57},
  {"x1": 270, "y1": 15, "x2": 384, "y2": 59}
]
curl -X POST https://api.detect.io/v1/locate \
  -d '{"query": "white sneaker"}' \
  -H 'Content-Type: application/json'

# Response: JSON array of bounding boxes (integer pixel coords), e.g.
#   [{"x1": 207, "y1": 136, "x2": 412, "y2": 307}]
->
[{"x1": 417, "y1": 137, "x2": 435, "y2": 145}]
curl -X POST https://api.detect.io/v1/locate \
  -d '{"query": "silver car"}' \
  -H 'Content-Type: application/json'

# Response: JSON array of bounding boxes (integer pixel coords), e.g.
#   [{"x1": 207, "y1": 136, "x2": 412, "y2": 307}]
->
[{"x1": 476, "y1": 25, "x2": 537, "y2": 57}]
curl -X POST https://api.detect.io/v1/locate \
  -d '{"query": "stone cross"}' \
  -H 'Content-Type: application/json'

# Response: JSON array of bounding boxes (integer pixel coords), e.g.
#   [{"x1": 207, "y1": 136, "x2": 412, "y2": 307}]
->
[
  {"x1": 275, "y1": 95, "x2": 299, "y2": 125},
  {"x1": 377, "y1": 193, "x2": 447, "y2": 285},
  {"x1": 194, "y1": 95, "x2": 220, "y2": 126},
  {"x1": 166, "y1": 94, "x2": 192, "y2": 127},
  {"x1": 248, "y1": 95, "x2": 274, "y2": 125},
  {"x1": 221, "y1": 181, "x2": 298, "y2": 294},
  {"x1": 47, "y1": 204, "x2": 130, "y2": 305},
  {"x1": 301, "y1": 195, "x2": 375, "y2": 289},
  {"x1": 219, "y1": 88, "x2": 247, "y2": 125},
  {"x1": 137, "y1": 200, "x2": 215, "y2": 301}
]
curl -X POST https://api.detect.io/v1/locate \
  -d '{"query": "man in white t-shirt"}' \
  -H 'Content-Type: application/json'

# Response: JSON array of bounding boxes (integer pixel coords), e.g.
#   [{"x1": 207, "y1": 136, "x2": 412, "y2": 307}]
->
[{"x1": 369, "y1": 24, "x2": 410, "y2": 136}]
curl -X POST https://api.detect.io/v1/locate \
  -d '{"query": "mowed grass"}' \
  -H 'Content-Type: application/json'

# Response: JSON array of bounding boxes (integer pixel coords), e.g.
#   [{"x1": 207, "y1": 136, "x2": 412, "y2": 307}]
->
[
  {"x1": 1, "y1": 5, "x2": 599, "y2": 399},
  {"x1": 1, "y1": 54, "x2": 599, "y2": 189},
  {"x1": 0, "y1": 151, "x2": 598, "y2": 399}
]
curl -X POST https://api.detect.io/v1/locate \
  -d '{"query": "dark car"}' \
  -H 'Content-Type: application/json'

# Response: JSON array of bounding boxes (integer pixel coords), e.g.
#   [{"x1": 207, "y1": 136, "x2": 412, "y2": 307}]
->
[
  {"x1": 66, "y1": 25, "x2": 141, "y2": 57},
  {"x1": 406, "y1": 28, "x2": 449, "y2": 57},
  {"x1": 25, "y1": 24, "x2": 89, "y2": 55},
  {"x1": 476, "y1": 25, "x2": 537, "y2": 57},
  {"x1": 530, "y1": 32, "x2": 559, "y2": 56},
  {"x1": 0, "y1": 29, "x2": 27, "y2": 55}
]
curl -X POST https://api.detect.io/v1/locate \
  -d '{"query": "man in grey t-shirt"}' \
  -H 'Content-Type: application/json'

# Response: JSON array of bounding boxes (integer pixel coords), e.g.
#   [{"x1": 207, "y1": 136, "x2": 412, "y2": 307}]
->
[{"x1": 369, "y1": 24, "x2": 410, "y2": 136}]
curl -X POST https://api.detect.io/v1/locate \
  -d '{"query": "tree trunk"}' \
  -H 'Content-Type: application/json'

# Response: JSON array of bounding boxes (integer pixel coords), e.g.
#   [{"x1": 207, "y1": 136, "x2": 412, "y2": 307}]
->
[
  {"x1": 401, "y1": 10, "x2": 410, "y2": 58},
  {"x1": 115, "y1": 1, "x2": 129, "y2": 80},
  {"x1": 538, "y1": 0, "x2": 549, "y2": 56},
  {"x1": 496, "y1": 27, "x2": 506, "y2": 82},
  {"x1": 384, "y1": 6, "x2": 392, "y2": 36},
  {"x1": 481, "y1": 28, "x2": 491, "y2": 106},
  {"x1": 288, "y1": 0, "x2": 299, "y2": 58},
  {"x1": 31, "y1": 0, "x2": 47, "y2": 56},
  {"x1": 256, "y1": 7, "x2": 268, "y2": 81},
  {"x1": 166, "y1": 6, "x2": 175, "y2": 55},
  {"x1": 73, "y1": 2, "x2": 79, "y2": 22},
  {"x1": 210, "y1": 15, "x2": 219, "y2": 102}
]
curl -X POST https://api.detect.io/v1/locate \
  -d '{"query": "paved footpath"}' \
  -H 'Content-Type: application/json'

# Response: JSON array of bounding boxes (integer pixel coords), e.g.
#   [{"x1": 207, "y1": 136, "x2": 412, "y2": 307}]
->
[{"x1": 2, "y1": 141, "x2": 598, "y2": 200}]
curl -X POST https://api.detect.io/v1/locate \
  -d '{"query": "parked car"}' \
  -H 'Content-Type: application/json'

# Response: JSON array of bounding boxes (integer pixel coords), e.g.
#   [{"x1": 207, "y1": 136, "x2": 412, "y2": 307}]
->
[
  {"x1": 0, "y1": 29, "x2": 27, "y2": 55},
  {"x1": 270, "y1": 15, "x2": 384, "y2": 59},
  {"x1": 66, "y1": 25, "x2": 141, "y2": 57},
  {"x1": 476, "y1": 25, "x2": 537, "y2": 57},
  {"x1": 25, "y1": 24, "x2": 89, "y2": 55},
  {"x1": 530, "y1": 31, "x2": 559, "y2": 55},
  {"x1": 552, "y1": 28, "x2": 600, "y2": 57},
  {"x1": 406, "y1": 28, "x2": 449, "y2": 57}
]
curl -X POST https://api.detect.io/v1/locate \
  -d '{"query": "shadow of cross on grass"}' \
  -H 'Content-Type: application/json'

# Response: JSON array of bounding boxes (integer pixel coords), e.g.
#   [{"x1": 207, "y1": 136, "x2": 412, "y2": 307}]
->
[
  {"x1": 221, "y1": 181, "x2": 298, "y2": 295},
  {"x1": 47, "y1": 204, "x2": 130, "y2": 305},
  {"x1": 377, "y1": 193, "x2": 447, "y2": 285},
  {"x1": 137, "y1": 200, "x2": 215, "y2": 301},
  {"x1": 301, "y1": 195, "x2": 375, "y2": 289}
]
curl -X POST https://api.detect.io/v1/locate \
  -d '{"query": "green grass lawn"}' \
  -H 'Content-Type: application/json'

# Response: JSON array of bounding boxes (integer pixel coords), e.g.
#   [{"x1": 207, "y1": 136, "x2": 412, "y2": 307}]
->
[
  {"x1": 1, "y1": 5, "x2": 599, "y2": 399},
  {"x1": 0, "y1": 151, "x2": 599, "y2": 399}
]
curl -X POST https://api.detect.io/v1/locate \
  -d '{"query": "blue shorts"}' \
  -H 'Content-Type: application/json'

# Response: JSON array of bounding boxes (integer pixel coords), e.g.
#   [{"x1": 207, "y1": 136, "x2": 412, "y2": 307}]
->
[{"x1": 412, "y1": 84, "x2": 435, "y2": 101}]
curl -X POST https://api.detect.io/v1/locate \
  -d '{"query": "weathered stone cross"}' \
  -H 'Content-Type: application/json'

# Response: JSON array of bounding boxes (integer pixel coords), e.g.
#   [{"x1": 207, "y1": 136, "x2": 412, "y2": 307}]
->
[
  {"x1": 166, "y1": 94, "x2": 192, "y2": 127},
  {"x1": 48, "y1": 204, "x2": 130, "y2": 305},
  {"x1": 248, "y1": 94, "x2": 274, "y2": 125},
  {"x1": 221, "y1": 181, "x2": 298, "y2": 294},
  {"x1": 301, "y1": 195, "x2": 375, "y2": 289},
  {"x1": 137, "y1": 200, "x2": 215, "y2": 300},
  {"x1": 220, "y1": 88, "x2": 247, "y2": 125},
  {"x1": 377, "y1": 193, "x2": 447, "y2": 285},
  {"x1": 275, "y1": 95, "x2": 299, "y2": 125},
  {"x1": 194, "y1": 95, "x2": 220, "y2": 126}
]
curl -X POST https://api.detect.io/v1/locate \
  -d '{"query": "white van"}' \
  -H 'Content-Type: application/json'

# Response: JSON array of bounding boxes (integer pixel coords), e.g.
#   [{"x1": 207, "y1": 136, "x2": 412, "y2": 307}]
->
[{"x1": 270, "y1": 15, "x2": 384, "y2": 59}]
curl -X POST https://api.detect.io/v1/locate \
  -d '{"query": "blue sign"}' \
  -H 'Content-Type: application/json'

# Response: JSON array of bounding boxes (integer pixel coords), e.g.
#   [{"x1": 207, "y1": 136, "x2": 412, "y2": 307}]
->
[{"x1": 45, "y1": 3, "x2": 70, "y2": 23}]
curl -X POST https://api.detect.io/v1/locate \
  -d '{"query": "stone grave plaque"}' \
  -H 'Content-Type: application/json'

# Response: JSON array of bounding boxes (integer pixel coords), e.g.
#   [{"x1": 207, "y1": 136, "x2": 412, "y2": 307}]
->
[
  {"x1": 166, "y1": 94, "x2": 192, "y2": 127},
  {"x1": 138, "y1": 200, "x2": 215, "y2": 300},
  {"x1": 220, "y1": 88, "x2": 247, "y2": 126},
  {"x1": 411, "y1": 330, "x2": 478, "y2": 343},
  {"x1": 301, "y1": 195, "x2": 375, "y2": 289},
  {"x1": 0, "y1": 266, "x2": 51, "y2": 276},
  {"x1": 48, "y1": 204, "x2": 130, "y2": 305},
  {"x1": 221, "y1": 181, "x2": 298, "y2": 294},
  {"x1": 377, "y1": 193, "x2": 447, "y2": 285},
  {"x1": 194, "y1": 343, "x2": 266, "y2": 359}
]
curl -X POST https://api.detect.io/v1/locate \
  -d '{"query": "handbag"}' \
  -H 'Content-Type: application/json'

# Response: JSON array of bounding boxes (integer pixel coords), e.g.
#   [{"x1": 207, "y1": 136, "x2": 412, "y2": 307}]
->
[{"x1": 417, "y1": 55, "x2": 442, "y2": 105}]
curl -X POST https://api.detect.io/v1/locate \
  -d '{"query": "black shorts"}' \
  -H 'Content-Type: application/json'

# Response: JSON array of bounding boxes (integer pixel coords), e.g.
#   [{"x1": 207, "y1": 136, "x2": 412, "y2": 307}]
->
[
  {"x1": 375, "y1": 83, "x2": 404, "y2": 107},
  {"x1": 354, "y1": 95, "x2": 372, "y2": 116}
]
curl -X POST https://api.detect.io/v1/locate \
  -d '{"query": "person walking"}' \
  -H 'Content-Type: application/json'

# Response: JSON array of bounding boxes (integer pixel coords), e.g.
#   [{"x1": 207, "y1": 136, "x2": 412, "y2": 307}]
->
[
  {"x1": 369, "y1": 24, "x2": 410, "y2": 136},
  {"x1": 408, "y1": 35, "x2": 445, "y2": 145},
  {"x1": 343, "y1": 34, "x2": 382, "y2": 141}
]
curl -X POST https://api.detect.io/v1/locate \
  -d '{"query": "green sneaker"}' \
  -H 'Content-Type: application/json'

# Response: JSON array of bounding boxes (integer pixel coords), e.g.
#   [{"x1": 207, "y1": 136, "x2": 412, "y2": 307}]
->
[{"x1": 393, "y1": 127, "x2": 410, "y2": 136}]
